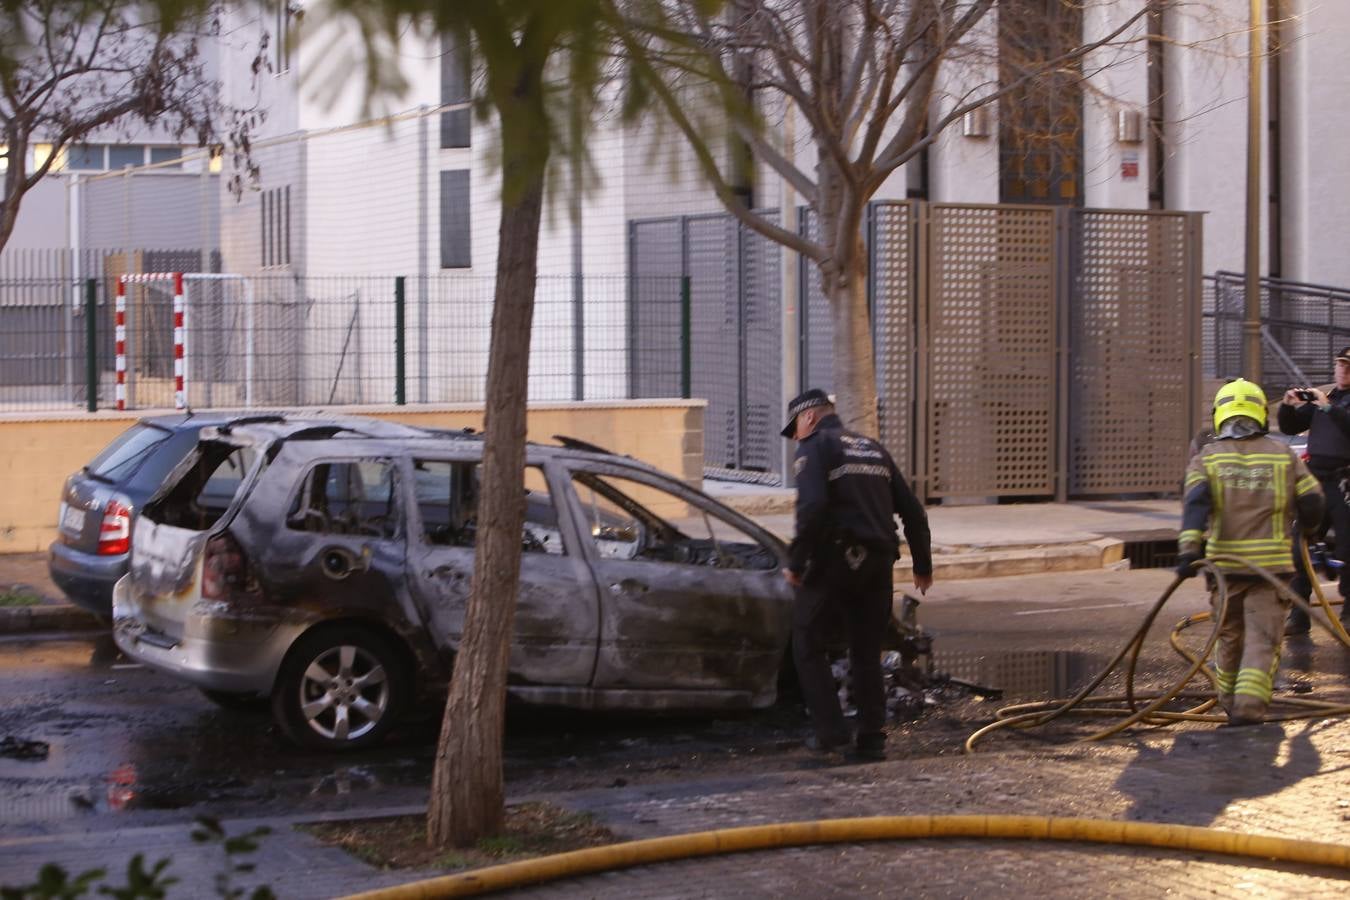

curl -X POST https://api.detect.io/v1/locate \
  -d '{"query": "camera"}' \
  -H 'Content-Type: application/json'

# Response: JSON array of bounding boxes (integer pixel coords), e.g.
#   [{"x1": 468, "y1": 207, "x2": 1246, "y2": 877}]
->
[{"x1": 1296, "y1": 389, "x2": 1318, "y2": 402}]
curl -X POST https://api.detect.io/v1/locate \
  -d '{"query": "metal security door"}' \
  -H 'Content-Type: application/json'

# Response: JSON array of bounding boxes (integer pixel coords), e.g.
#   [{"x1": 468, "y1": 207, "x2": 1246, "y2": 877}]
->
[{"x1": 921, "y1": 204, "x2": 1061, "y2": 499}]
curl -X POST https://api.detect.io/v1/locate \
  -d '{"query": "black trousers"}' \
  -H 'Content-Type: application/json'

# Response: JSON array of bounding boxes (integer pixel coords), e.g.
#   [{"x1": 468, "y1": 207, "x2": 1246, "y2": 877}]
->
[
  {"x1": 1292, "y1": 472, "x2": 1350, "y2": 603},
  {"x1": 792, "y1": 543, "x2": 894, "y2": 744}
]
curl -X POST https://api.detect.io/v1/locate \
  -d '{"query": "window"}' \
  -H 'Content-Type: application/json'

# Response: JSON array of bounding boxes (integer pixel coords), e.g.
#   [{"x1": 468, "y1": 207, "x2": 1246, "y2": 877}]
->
[
  {"x1": 413, "y1": 460, "x2": 563, "y2": 555},
  {"x1": 261, "y1": 186, "x2": 291, "y2": 268},
  {"x1": 439, "y1": 34, "x2": 471, "y2": 149},
  {"x1": 108, "y1": 145, "x2": 146, "y2": 169},
  {"x1": 274, "y1": 2, "x2": 294, "y2": 74},
  {"x1": 571, "y1": 473, "x2": 777, "y2": 570},
  {"x1": 150, "y1": 147, "x2": 183, "y2": 169},
  {"x1": 998, "y1": 0, "x2": 1082, "y2": 205},
  {"x1": 145, "y1": 442, "x2": 257, "y2": 532},
  {"x1": 439, "y1": 170, "x2": 471, "y2": 268},
  {"x1": 67, "y1": 144, "x2": 105, "y2": 171},
  {"x1": 32, "y1": 144, "x2": 64, "y2": 171},
  {"x1": 287, "y1": 460, "x2": 397, "y2": 538}
]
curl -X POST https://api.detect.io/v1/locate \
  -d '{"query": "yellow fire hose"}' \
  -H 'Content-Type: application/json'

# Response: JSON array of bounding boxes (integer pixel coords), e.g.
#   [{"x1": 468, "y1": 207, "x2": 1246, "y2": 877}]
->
[
  {"x1": 340, "y1": 549, "x2": 1350, "y2": 900},
  {"x1": 964, "y1": 548, "x2": 1350, "y2": 752},
  {"x1": 339, "y1": 814, "x2": 1350, "y2": 899}
]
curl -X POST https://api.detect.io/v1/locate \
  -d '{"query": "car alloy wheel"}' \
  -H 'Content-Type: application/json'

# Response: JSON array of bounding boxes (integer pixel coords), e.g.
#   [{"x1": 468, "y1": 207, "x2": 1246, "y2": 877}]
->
[{"x1": 273, "y1": 626, "x2": 406, "y2": 751}]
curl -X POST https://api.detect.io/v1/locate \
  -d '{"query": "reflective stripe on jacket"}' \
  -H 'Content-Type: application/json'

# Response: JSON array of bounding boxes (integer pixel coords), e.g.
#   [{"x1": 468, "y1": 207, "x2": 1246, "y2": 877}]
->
[{"x1": 1179, "y1": 434, "x2": 1324, "y2": 573}]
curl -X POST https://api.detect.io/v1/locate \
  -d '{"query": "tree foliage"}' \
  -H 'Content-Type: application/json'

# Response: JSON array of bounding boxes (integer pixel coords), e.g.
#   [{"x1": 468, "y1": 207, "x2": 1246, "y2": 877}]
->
[{"x1": 0, "y1": 0, "x2": 264, "y2": 254}]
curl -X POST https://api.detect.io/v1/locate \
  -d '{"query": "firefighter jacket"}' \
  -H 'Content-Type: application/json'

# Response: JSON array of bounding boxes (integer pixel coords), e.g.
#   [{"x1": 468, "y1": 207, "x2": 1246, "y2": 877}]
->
[
  {"x1": 1179, "y1": 433, "x2": 1324, "y2": 573},
  {"x1": 1276, "y1": 385, "x2": 1350, "y2": 474},
  {"x1": 788, "y1": 413, "x2": 932, "y2": 578}
]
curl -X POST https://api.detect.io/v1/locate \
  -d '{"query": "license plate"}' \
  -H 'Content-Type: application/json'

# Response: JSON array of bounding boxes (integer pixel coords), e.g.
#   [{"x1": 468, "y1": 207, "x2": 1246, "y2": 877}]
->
[{"x1": 60, "y1": 503, "x2": 85, "y2": 534}]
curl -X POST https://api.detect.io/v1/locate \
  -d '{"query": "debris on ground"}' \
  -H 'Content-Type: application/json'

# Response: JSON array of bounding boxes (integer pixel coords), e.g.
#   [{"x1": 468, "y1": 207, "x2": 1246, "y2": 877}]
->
[
  {"x1": 0, "y1": 736, "x2": 50, "y2": 761},
  {"x1": 831, "y1": 594, "x2": 1001, "y2": 722}
]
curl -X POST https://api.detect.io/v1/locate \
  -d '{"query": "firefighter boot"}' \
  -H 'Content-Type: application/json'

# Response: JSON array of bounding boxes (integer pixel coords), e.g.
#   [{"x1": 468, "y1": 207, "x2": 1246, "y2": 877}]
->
[{"x1": 1284, "y1": 605, "x2": 1311, "y2": 637}]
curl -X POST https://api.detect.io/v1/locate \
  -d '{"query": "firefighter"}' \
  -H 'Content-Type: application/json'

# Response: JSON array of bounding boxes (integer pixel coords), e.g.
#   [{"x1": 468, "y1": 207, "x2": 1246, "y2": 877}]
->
[
  {"x1": 1276, "y1": 346, "x2": 1350, "y2": 635},
  {"x1": 782, "y1": 388, "x2": 933, "y2": 760},
  {"x1": 1176, "y1": 379, "x2": 1324, "y2": 725}
]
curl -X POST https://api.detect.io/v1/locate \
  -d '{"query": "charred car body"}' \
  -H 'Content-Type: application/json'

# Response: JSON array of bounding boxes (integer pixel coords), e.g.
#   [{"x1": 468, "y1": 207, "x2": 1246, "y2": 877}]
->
[{"x1": 112, "y1": 416, "x2": 792, "y2": 751}]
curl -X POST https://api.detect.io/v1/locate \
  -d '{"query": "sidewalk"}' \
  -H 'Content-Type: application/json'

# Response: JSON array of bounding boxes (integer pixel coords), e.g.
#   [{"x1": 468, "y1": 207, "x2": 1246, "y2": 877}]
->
[
  {"x1": 0, "y1": 493, "x2": 1182, "y2": 633},
  {"x1": 3, "y1": 721, "x2": 1347, "y2": 897},
  {"x1": 706, "y1": 483, "x2": 1179, "y2": 580}
]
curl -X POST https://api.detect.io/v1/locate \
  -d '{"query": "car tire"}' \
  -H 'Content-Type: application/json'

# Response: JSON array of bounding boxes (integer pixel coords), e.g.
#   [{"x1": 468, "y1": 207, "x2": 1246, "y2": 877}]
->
[
  {"x1": 199, "y1": 688, "x2": 268, "y2": 711},
  {"x1": 271, "y1": 626, "x2": 407, "y2": 752}
]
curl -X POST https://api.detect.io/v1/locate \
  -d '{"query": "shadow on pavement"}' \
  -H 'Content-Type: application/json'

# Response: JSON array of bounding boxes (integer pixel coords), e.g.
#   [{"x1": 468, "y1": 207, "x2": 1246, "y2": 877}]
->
[{"x1": 1114, "y1": 721, "x2": 1326, "y2": 827}]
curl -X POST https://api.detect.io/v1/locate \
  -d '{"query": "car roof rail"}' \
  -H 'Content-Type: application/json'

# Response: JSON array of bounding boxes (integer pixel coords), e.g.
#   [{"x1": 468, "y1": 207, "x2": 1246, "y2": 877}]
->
[
  {"x1": 553, "y1": 435, "x2": 617, "y2": 456},
  {"x1": 217, "y1": 414, "x2": 288, "y2": 434}
]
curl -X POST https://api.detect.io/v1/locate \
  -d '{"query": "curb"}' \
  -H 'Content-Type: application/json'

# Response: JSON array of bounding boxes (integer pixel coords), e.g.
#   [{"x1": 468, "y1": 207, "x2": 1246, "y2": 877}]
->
[
  {"x1": 0, "y1": 604, "x2": 105, "y2": 635},
  {"x1": 900, "y1": 538, "x2": 1125, "y2": 581}
]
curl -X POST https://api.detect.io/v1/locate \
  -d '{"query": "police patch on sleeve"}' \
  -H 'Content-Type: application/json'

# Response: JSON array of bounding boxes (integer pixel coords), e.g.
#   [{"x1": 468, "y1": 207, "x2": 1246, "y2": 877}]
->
[{"x1": 794, "y1": 456, "x2": 807, "y2": 476}]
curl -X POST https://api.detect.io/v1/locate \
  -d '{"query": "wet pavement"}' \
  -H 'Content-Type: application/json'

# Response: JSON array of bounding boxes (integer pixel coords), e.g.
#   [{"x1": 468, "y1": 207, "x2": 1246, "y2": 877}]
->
[{"x1": 1, "y1": 568, "x2": 1348, "y2": 895}]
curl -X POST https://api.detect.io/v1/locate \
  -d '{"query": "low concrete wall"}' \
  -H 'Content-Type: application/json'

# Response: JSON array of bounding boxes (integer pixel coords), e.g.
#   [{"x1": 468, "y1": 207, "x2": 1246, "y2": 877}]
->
[{"x1": 0, "y1": 400, "x2": 705, "y2": 554}]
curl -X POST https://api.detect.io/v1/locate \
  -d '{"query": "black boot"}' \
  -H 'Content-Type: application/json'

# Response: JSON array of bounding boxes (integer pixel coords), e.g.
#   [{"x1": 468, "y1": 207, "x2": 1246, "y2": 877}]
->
[
  {"x1": 1284, "y1": 605, "x2": 1311, "y2": 637},
  {"x1": 854, "y1": 732, "x2": 886, "y2": 761}
]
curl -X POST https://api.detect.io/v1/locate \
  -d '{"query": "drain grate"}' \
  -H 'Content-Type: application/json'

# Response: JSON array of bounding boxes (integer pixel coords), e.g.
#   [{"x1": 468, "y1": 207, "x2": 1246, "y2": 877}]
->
[{"x1": 1123, "y1": 538, "x2": 1179, "y2": 569}]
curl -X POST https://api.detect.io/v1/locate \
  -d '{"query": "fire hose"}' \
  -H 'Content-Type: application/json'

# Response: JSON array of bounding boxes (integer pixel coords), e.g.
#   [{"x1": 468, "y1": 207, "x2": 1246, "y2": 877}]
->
[
  {"x1": 341, "y1": 549, "x2": 1350, "y2": 900},
  {"x1": 964, "y1": 546, "x2": 1350, "y2": 752}
]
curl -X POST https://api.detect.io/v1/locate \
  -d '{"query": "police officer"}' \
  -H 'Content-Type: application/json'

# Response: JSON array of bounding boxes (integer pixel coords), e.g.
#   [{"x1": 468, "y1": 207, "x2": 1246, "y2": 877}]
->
[
  {"x1": 781, "y1": 388, "x2": 933, "y2": 761},
  {"x1": 1177, "y1": 379, "x2": 1323, "y2": 724},
  {"x1": 1277, "y1": 346, "x2": 1350, "y2": 635}
]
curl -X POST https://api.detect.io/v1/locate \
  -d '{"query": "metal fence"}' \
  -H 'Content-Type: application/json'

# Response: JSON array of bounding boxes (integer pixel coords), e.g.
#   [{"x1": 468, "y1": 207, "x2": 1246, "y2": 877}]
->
[
  {"x1": 0, "y1": 255, "x2": 682, "y2": 413},
  {"x1": 628, "y1": 212, "x2": 782, "y2": 476},
  {"x1": 1204, "y1": 270, "x2": 1350, "y2": 397},
  {"x1": 630, "y1": 201, "x2": 1204, "y2": 500}
]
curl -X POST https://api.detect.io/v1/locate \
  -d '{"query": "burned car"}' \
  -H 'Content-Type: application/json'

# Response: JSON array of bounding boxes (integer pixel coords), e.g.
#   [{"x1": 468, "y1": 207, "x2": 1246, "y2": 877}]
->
[{"x1": 112, "y1": 416, "x2": 792, "y2": 751}]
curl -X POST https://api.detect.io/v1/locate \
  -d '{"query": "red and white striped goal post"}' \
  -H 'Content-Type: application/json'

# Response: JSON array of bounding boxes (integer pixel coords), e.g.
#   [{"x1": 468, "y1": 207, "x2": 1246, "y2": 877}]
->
[{"x1": 116, "y1": 272, "x2": 187, "y2": 410}]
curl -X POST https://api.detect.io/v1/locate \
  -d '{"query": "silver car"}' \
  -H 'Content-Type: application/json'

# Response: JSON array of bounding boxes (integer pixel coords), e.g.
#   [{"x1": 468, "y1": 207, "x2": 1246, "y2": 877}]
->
[{"x1": 113, "y1": 416, "x2": 792, "y2": 751}]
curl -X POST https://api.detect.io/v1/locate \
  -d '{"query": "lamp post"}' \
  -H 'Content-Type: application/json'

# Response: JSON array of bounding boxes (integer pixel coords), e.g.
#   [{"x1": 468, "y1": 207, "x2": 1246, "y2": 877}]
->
[{"x1": 1244, "y1": 0, "x2": 1264, "y2": 382}]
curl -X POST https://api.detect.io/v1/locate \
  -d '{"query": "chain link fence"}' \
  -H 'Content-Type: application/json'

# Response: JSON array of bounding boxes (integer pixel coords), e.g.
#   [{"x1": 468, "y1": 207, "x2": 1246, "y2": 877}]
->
[{"x1": 0, "y1": 254, "x2": 681, "y2": 413}]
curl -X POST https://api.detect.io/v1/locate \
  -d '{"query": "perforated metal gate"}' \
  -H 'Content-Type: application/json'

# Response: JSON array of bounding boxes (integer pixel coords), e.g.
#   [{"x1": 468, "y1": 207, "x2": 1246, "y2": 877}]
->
[
  {"x1": 1068, "y1": 210, "x2": 1200, "y2": 495},
  {"x1": 630, "y1": 202, "x2": 1201, "y2": 498},
  {"x1": 870, "y1": 202, "x2": 915, "y2": 478},
  {"x1": 922, "y1": 204, "x2": 1061, "y2": 499}
]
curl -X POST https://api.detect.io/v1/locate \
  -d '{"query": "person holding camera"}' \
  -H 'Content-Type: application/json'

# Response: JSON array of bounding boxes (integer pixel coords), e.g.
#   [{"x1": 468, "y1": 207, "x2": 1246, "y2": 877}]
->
[{"x1": 1277, "y1": 346, "x2": 1350, "y2": 634}]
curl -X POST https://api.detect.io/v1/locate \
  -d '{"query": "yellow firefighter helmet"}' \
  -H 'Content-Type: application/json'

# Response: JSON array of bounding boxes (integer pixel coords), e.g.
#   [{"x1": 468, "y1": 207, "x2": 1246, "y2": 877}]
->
[{"x1": 1212, "y1": 378, "x2": 1268, "y2": 432}]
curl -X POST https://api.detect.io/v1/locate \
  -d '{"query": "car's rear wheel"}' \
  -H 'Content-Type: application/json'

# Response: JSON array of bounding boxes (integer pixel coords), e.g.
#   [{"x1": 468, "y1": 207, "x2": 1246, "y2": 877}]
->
[
  {"x1": 199, "y1": 688, "x2": 268, "y2": 711},
  {"x1": 271, "y1": 626, "x2": 406, "y2": 751}
]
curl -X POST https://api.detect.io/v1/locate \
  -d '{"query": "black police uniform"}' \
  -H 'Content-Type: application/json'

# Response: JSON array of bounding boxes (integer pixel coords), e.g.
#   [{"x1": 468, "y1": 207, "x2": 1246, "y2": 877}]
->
[
  {"x1": 788, "y1": 411, "x2": 932, "y2": 755},
  {"x1": 1277, "y1": 386, "x2": 1350, "y2": 626}
]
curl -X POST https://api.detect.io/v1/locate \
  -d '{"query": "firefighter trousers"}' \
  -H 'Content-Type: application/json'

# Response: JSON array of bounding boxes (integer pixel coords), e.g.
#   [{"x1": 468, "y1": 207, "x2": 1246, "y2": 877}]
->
[{"x1": 1210, "y1": 575, "x2": 1289, "y2": 722}]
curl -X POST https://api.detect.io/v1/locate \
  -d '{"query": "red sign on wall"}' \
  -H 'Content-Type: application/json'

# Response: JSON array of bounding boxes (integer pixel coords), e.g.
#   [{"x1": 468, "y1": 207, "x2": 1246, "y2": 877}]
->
[{"x1": 1121, "y1": 151, "x2": 1140, "y2": 180}]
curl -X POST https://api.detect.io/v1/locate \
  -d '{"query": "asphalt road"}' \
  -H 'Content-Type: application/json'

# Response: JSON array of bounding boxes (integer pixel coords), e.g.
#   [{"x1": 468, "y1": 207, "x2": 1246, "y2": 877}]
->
[{"x1": 3, "y1": 567, "x2": 1347, "y2": 842}]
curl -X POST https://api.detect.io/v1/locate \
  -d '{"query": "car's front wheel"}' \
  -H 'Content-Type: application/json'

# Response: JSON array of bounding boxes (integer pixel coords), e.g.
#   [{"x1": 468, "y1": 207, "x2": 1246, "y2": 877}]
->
[{"x1": 271, "y1": 626, "x2": 406, "y2": 751}]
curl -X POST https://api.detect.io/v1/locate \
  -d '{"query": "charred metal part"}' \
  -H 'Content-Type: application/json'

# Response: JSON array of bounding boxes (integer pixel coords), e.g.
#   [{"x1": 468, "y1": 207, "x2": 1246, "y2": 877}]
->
[
  {"x1": 830, "y1": 595, "x2": 1001, "y2": 721},
  {"x1": 0, "y1": 736, "x2": 50, "y2": 761}
]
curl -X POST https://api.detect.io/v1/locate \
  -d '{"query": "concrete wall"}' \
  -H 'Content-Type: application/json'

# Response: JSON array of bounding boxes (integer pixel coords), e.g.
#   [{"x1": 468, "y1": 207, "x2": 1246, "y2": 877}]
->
[{"x1": 0, "y1": 400, "x2": 704, "y2": 553}]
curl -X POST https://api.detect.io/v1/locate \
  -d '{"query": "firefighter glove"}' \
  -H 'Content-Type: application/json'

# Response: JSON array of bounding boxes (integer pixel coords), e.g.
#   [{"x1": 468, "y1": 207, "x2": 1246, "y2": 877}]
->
[{"x1": 1175, "y1": 551, "x2": 1202, "y2": 580}]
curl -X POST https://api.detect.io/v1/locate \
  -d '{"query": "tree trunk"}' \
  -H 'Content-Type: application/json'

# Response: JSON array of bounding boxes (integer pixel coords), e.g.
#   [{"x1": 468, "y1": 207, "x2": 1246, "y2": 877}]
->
[
  {"x1": 426, "y1": 116, "x2": 546, "y2": 849},
  {"x1": 821, "y1": 234, "x2": 879, "y2": 438}
]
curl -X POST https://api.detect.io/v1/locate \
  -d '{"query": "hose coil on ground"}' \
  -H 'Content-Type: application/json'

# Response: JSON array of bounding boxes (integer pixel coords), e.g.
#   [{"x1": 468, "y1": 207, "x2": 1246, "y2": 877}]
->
[{"x1": 964, "y1": 549, "x2": 1350, "y2": 753}]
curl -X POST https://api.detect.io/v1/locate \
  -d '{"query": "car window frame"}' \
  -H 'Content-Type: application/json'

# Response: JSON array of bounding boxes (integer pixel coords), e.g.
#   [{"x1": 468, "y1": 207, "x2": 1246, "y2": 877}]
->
[
  {"x1": 559, "y1": 459, "x2": 784, "y2": 567},
  {"x1": 401, "y1": 452, "x2": 573, "y2": 557},
  {"x1": 282, "y1": 455, "x2": 402, "y2": 540}
]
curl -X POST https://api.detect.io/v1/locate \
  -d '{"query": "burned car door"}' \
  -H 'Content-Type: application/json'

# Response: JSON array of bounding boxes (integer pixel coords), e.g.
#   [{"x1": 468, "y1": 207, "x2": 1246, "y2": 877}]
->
[
  {"x1": 565, "y1": 464, "x2": 790, "y2": 697},
  {"x1": 249, "y1": 457, "x2": 407, "y2": 620},
  {"x1": 406, "y1": 458, "x2": 598, "y2": 686}
]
